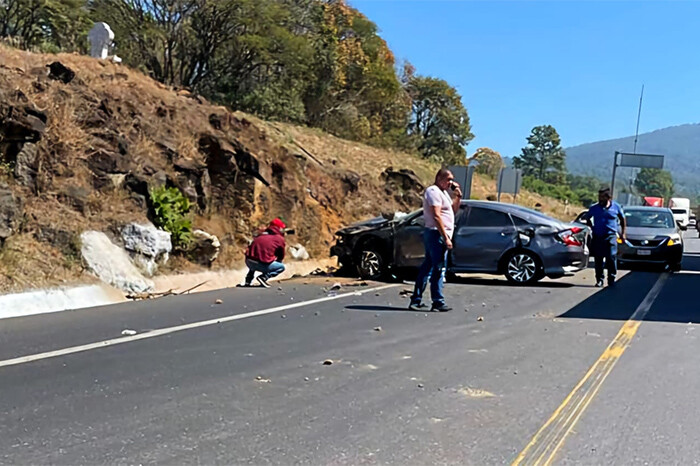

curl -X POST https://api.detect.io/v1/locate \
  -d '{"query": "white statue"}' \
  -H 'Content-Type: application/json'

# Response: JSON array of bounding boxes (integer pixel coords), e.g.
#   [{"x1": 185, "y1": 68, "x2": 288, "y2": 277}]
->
[{"x1": 88, "y1": 22, "x2": 115, "y2": 60}]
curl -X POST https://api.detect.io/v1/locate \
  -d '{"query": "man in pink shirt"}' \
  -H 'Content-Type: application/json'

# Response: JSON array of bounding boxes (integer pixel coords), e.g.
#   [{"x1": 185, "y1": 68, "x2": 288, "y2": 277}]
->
[{"x1": 409, "y1": 168, "x2": 462, "y2": 312}]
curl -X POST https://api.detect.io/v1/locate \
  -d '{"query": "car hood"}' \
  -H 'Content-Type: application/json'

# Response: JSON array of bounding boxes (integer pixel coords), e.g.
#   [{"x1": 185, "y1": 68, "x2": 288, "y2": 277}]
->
[
  {"x1": 626, "y1": 226, "x2": 677, "y2": 239},
  {"x1": 336, "y1": 216, "x2": 391, "y2": 235}
]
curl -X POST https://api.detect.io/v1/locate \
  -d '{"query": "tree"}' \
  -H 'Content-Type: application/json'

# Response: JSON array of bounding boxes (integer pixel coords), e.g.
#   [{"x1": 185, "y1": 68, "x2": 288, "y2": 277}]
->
[
  {"x1": 470, "y1": 147, "x2": 504, "y2": 178},
  {"x1": 406, "y1": 75, "x2": 473, "y2": 165},
  {"x1": 1, "y1": 0, "x2": 90, "y2": 51},
  {"x1": 634, "y1": 168, "x2": 674, "y2": 200},
  {"x1": 513, "y1": 125, "x2": 566, "y2": 183}
]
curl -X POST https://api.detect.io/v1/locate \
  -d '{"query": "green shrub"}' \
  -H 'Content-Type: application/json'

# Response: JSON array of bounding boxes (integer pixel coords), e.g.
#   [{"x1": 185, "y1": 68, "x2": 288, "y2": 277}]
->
[{"x1": 149, "y1": 186, "x2": 193, "y2": 248}]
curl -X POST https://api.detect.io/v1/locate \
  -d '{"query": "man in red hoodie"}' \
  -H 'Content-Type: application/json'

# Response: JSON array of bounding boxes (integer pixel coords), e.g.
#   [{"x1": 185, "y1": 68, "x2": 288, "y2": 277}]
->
[{"x1": 244, "y1": 218, "x2": 287, "y2": 288}]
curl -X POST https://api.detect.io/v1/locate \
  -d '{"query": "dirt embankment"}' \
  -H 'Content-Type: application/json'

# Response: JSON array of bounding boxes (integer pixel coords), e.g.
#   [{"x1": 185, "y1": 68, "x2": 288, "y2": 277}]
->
[{"x1": 0, "y1": 46, "x2": 575, "y2": 293}]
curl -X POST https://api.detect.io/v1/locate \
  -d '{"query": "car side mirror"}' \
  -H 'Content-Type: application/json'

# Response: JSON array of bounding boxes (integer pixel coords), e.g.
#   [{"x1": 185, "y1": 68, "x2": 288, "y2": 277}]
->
[{"x1": 676, "y1": 219, "x2": 683, "y2": 227}]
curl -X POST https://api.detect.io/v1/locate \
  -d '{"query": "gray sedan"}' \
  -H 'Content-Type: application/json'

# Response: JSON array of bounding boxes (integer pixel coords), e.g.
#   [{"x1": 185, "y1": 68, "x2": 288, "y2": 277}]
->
[{"x1": 331, "y1": 201, "x2": 590, "y2": 284}]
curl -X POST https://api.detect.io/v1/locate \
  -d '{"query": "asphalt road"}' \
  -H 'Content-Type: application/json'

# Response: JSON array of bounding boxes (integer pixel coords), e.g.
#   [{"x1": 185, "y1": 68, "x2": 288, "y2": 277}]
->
[{"x1": 2, "y1": 232, "x2": 699, "y2": 465}]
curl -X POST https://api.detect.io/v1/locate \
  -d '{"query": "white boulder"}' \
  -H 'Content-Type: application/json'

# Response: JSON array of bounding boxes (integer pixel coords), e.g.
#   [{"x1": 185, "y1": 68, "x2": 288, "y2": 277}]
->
[
  {"x1": 191, "y1": 229, "x2": 221, "y2": 265},
  {"x1": 289, "y1": 243, "x2": 310, "y2": 261},
  {"x1": 121, "y1": 223, "x2": 172, "y2": 277},
  {"x1": 80, "y1": 231, "x2": 154, "y2": 294}
]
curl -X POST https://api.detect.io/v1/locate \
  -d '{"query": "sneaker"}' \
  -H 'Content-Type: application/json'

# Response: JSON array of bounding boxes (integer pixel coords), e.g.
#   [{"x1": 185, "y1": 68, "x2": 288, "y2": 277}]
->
[
  {"x1": 408, "y1": 303, "x2": 427, "y2": 311},
  {"x1": 595, "y1": 279, "x2": 604, "y2": 288},
  {"x1": 257, "y1": 276, "x2": 271, "y2": 288},
  {"x1": 431, "y1": 303, "x2": 453, "y2": 312}
]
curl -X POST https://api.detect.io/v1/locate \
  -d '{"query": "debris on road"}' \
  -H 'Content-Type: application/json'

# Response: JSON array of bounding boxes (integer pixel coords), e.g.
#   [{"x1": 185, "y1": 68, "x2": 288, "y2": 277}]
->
[
  {"x1": 127, "y1": 281, "x2": 209, "y2": 301},
  {"x1": 314, "y1": 311, "x2": 320, "y2": 316},
  {"x1": 373, "y1": 326, "x2": 383, "y2": 332},
  {"x1": 477, "y1": 316, "x2": 484, "y2": 322},
  {"x1": 322, "y1": 359, "x2": 334, "y2": 365},
  {"x1": 399, "y1": 289, "x2": 412, "y2": 297},
  {"x1": 417, "y1": 383, "x2": 424, "y2": 389},
  {"x1": 304, "y1": 377, "x2": 310, "y2": 382},
  {"x1": 330, "y1": 282, "x2": 342, "y2": 291},
  {"x1": 215, "y1": 299, "x2": 223, "y2": 305},
  {"x1": 121, "y1": 329, "x2": 137, "y2": 336},
  {"x1": 255, "y1": 376, "x2": 271, "y2": 383},
  {"x1": 458, "y1": 387, "x2": 495, "y2": 398},
  {"x1": 281, "y1": 314, "x2": 287, "y2": 319}
]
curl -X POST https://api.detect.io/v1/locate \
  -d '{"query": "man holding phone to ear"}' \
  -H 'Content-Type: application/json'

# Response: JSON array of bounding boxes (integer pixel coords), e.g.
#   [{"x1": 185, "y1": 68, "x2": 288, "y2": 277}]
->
[{"x1": 409, "y1": 168, "x2": 462, "y2": 312}]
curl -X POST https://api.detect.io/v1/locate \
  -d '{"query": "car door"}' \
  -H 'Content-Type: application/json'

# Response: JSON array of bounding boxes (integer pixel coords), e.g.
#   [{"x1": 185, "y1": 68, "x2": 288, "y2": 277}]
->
[
  {"x1": 394, "y1": 212, "x2": 426, "y2": 268},
  {"x1": 452, "y1": 206, "x2": 517, "y2": 272}
]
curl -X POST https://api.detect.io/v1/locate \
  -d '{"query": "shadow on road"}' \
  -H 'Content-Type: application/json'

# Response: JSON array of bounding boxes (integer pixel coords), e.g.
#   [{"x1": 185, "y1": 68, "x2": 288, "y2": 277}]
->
[
  {"x1": 559, "y1": 253, "x2": 700, "y2": 324},
  {"x1": 344, "y1": 305, "x2": 423, "y2": 313},
  {"x1": 447, "y1": 275, "x2": 576, "y2": 289}
]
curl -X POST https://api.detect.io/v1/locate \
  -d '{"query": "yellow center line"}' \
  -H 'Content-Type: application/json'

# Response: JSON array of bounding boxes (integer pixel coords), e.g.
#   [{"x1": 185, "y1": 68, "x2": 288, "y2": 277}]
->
[{"x1": 512, "y1": 273, "x2": 669, "y2": 466}]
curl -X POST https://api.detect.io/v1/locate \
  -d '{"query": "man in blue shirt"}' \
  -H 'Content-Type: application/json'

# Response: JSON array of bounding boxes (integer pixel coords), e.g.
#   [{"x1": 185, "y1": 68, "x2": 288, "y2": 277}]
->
[{"x1": 583, "y1": 187, "x2": 626, "y2": 287}]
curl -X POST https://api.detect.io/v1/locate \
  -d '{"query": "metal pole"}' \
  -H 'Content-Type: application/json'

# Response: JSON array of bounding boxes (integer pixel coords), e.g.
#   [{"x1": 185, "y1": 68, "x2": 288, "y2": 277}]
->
[
  {"x1": 497, "y1": 169, "x2": 503, "y2": 202},
  {"x1": 633, "y1": 85, "x2": 644, "y2": 155},
  {"x1": 611, "y1": 151, "x2": 619, "y2": 200}
]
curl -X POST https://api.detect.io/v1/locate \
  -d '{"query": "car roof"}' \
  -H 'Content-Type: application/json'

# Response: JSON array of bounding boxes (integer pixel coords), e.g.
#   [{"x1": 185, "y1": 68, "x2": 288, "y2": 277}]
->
[
  {"x1": 459, "y1": 200, "x2": 563, "y2": 224},
  {"x1": 624, "y1": 206, "x2": 673, "y2": 213}
]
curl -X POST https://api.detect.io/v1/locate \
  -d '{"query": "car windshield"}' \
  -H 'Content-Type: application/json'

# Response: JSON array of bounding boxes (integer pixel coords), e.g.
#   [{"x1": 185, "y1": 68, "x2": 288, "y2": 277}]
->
[{"x1": 625, "y1": 210, "x2": 675, "y2": 228}]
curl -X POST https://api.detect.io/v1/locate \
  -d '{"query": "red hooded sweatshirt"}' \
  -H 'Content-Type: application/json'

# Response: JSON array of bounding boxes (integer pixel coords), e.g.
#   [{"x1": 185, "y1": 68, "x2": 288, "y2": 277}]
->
[{"x1": 246, "y1": 226, "x2": 286, "y2": 263}]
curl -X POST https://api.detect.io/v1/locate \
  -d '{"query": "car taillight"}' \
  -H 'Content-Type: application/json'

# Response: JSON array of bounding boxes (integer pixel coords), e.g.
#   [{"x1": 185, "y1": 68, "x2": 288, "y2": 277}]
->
[{"x1": 557, "y1": 229, "x2": 582, "y2": 247}]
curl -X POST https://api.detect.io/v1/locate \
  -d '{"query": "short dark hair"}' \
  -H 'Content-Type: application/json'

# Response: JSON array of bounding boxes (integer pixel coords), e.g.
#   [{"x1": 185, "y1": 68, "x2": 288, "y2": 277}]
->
[
  {"x1": 435, "y1": 168, "x2": 451, "y2": 182},
  {"x1": 599, "y1": 187, "x2": 611, "y2": 196}
]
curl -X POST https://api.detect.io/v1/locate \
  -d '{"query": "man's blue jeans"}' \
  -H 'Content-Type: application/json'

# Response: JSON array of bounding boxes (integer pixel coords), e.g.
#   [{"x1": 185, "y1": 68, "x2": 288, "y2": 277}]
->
[
  {"x1": 245, "y1": 258, "x2": 285, "y2": 283},
  {"x1": 592, "y1": 235, "x2": 617, "y2": 282},
  {"x1": 411, "y1": 229, "x2": 448, "y2": 306}
]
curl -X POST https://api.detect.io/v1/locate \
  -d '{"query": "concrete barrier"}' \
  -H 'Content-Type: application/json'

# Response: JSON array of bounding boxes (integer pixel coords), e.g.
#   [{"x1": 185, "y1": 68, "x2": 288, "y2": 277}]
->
[{"x1": 0, "y1": 259, "x2": 336, "y2": 321}]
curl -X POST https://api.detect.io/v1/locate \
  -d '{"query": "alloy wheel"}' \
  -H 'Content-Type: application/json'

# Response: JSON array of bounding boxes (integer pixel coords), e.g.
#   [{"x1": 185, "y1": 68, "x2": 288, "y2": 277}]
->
[
  {"x1": 359, "y1": 250, "x2": 382, "y2": 278},
  {"x1": 507, "y1": 253, "x2": 537, "y2": 283}
]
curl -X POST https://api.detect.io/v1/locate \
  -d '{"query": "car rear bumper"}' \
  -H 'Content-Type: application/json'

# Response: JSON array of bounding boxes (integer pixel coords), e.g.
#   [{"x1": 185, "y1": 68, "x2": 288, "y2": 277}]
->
[{"x1": 543, "y1": 246, "x2": 589, "y2": 277}]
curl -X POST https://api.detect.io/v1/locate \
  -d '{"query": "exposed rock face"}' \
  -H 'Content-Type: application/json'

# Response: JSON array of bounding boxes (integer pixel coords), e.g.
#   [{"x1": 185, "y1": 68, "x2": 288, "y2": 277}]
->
[
  {"x1": 80, "y1": 231, "x2": 154, "y2": 293},
  {"x1": 47, "y1": 61, "x2": 75, "y2": 84},
  {"x1": 121, "y1": 223, "x2": 172, "y2": 277},
  {"x1": 0, "y1": 96, "x2": 47, "y2": 191},
  {"x1": 381, "y1": 168, "x2": 425, "y2": 207},
  {"x1": 0, "y1": 184, "x2": 22, "y2": 245}
]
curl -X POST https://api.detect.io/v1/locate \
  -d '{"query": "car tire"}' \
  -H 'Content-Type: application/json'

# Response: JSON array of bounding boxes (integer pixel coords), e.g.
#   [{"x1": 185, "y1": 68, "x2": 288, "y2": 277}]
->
[
  {"x1": 355, "y1": 245, "x2": 386, "y2": 280},
  {"x1": 670, "y1": 261, "x2": 682, "y2": 272},
  {"x1": 504, "y1": 250, "x2": 542, "y2": 285}
]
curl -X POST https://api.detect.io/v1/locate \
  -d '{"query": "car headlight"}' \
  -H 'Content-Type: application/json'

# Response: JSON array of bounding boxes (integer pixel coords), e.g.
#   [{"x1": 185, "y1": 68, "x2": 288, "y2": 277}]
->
[{"x1": 667, "y1": 235, "x2": 681, "y2": 246}]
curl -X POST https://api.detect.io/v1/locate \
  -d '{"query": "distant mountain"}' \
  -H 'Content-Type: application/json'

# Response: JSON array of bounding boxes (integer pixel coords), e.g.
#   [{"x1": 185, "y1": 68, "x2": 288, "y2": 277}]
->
[{"x1": 566, "y1": 124, "x2": 700, "y2": 197}]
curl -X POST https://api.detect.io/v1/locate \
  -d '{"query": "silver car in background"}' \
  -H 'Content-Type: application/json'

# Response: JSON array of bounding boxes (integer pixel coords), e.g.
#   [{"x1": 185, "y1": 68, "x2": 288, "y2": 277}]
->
[{"x1": 331, "y1": 201, "x2": 590, "y2": 284}]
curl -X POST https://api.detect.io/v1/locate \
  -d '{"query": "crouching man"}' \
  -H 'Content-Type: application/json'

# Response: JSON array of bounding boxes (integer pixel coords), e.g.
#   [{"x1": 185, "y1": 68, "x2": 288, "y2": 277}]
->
[{"x1": 244, "y1": 218, "x2": 287, "y2": 288}]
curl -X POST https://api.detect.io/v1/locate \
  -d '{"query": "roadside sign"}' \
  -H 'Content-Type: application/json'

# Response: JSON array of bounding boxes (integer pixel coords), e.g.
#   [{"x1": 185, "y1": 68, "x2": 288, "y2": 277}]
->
[
  {"x1": 618, "y1": 153, "x2": 664, "y2": 169},
  {"x1": 448, "y1": 165, "x2": 475, "y2": 199},
  {"x1": 611, "y1": 151, "x2": 665, "y2": 199},
  {"x1": 497, "y1": 168, "x2": 522, "y2": 200}
]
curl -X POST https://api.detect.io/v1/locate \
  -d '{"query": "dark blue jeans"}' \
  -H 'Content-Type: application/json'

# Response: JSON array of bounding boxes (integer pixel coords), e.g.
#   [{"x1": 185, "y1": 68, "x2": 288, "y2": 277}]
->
[
  {"x1": 592, "y1": 235, "x2": 618, "y2": 282},
  {"x1": 245, "y1": 258, "x2": 285, "y2": 283},
  {"x1": 411, "y1": 229, "x2": 448, "y2": 306}
]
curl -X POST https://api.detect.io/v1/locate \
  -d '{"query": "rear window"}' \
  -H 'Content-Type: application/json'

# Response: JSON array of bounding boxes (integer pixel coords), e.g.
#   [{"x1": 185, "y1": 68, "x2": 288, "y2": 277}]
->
[
  {"x1": 672, "y1": 209, "x2": 687, "y2": 214},
  {"x1": 466, "y1": 207, "x2": 511, "y2": 227}
]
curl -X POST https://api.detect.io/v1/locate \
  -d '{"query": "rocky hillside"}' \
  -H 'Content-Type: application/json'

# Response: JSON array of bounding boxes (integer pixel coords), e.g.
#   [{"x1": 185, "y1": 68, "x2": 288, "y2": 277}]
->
[{"x1": 0, "y1": 46, "x2": 574, "y2": 293}]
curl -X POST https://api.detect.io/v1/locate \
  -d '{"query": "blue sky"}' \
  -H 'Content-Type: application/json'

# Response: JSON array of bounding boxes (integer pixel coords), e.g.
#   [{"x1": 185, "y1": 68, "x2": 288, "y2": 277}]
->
[{"x1": 350, "y1": 0, "x2": 700, "y2": 158}]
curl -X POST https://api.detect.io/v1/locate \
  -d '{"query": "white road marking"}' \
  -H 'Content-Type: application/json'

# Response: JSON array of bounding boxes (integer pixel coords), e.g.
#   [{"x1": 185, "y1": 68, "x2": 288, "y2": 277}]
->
[{"x1": 0, "y1": 284, "x2": 398, "y2": 369}]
